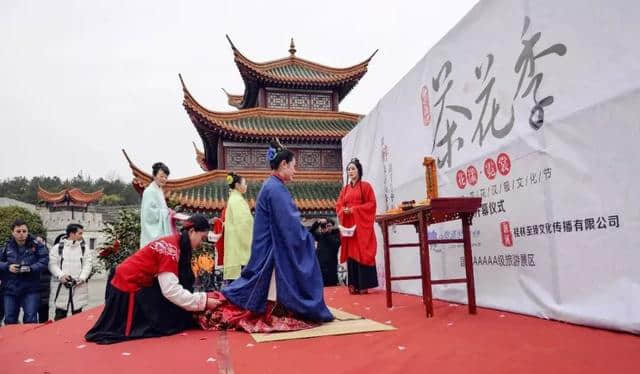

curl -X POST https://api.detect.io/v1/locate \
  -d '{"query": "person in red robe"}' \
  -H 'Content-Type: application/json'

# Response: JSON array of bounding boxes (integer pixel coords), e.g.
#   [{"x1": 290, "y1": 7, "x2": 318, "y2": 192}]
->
[
  {"x1": 213, "y1": 211, "x2": 225, "y2": 266},
  {"x1": 336, "y1": 158, "x2": 379, "y2": 294},
  {"x1": 85, "y1": 214, "x2": 220, "y2": 344}
]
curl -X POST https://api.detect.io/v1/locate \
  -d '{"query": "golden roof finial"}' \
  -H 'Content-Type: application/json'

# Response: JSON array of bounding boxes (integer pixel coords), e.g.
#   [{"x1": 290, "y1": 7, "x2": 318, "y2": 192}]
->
[{"x1": 289, "y1": 38, "x2": 296, "y2": 56}]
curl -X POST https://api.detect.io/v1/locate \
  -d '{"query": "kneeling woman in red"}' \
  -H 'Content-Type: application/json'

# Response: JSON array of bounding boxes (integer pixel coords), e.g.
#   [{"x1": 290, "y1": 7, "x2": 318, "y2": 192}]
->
[{"x1": 85, "y1": 214, "x2": 219, "y2": 344}]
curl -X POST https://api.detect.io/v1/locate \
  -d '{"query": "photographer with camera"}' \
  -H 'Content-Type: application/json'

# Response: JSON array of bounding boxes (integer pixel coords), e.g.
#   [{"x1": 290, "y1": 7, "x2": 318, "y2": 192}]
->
[
  {"x1": 49, "y1": 223, "x2": 92, "y2": 320},
  {"x1": 309, "y1": 217, "x2": 341, "y2": 287},
  {"x1": 0, "y1": 219, "x2": 49, "y2": 324}
]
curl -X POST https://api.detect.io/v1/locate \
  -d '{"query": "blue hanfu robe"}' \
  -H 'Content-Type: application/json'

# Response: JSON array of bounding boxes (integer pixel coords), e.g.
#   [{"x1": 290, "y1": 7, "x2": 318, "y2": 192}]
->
[{"x1": 222, "y1": 175, "x2": 333, "y2": 322}]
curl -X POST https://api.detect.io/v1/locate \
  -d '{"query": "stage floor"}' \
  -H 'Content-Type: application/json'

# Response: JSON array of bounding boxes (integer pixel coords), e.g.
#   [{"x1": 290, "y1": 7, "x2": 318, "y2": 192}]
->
[{"x1": 1, "y1": 287, "x2": 639, "y2": 374}]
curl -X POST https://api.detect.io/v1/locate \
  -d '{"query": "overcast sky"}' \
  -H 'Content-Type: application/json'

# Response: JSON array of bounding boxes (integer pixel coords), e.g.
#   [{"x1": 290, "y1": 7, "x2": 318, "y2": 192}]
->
[{"x1": 0, "y1": 0, "x2": 478, "y2": 181}]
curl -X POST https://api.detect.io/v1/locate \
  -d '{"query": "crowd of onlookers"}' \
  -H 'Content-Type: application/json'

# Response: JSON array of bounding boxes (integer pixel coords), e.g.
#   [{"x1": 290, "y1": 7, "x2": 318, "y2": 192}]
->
[{"x1": 0, "y1": 220, "x2": 93, "y2": 325}]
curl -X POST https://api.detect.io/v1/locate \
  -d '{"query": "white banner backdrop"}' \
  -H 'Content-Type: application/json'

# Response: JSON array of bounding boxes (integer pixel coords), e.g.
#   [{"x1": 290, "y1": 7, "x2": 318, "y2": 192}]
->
[{"x1": 342, "y1": 0, "x2": 640, "y2": 333}]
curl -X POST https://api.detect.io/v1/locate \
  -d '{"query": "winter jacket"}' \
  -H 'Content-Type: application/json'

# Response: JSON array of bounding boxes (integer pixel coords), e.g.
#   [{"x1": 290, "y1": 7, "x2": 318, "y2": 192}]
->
[
  {"x1": 0, "y1": 235, "x2": 49, "y2": 295},
  {"x1": 49, "y1": 239, "x2": 92, "y2": 310}
]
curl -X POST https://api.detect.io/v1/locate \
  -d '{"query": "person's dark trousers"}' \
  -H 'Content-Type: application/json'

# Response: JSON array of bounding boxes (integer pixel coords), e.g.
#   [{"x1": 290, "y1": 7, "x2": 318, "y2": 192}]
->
[
  {"x1": 54, "y1": 307, "x2": 82, "y2": 321},
  {"x1": 0, "y1": 292, "x2": 4, "y2": 325},
  {"x1": 38, "y1": 304, "x2": 50, "y2": 323},
  {"x1": 3, "y1": 292, "x2": 40, "y2": 324}
]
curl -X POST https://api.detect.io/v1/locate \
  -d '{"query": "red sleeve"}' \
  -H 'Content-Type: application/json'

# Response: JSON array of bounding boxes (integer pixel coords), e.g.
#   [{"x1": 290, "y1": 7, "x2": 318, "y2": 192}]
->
[
  {"x1": 352, "y1": 182, "x2": 378, "y2": 266},
  {"x1": 215, "y1": 208, "x2": 225, "y2": 266},
  {"x1": 148, "y1": 239, "x2": 179, "y2": 275},
  {"x1": 336, "y1": 186, "x2": 348, "y2": 222},
  {"x1": 351, "y1": 181, "x2": 376, "y2": 220}
]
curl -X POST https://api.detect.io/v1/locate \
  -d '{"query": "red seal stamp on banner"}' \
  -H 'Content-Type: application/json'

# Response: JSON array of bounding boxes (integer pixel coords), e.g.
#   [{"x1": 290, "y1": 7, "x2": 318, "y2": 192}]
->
[
  {"x1": 456, "y1": 170, "x2": 467, "y2": 189},
  {"x1": 500, "y1": 221, "x2": 513, "y2": 247},
  {"x1": 420, "y1": 85, "x2": 431, "y2": 126},
  {"x1": 497, "y1": 153, "x2": 511, "y2": 176},
  {"x1": 484, "y1": 158, "x2": 497, "y2": 180},
  {"x1": 466, "y1": 166, "x2": 478, "y2": 186}
]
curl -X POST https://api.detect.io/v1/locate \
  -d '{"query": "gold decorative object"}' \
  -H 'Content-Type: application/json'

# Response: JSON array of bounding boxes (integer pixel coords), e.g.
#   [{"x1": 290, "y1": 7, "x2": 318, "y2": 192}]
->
[{"x1": 423, "y1": 157, "x2": 439, "y2": 199}]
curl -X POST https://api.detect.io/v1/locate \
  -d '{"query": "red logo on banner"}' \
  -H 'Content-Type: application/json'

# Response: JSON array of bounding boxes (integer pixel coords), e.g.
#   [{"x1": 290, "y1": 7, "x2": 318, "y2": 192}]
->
[
  {"x1": 456, "y1": 170, "x2": 467, "y2": 189},
  {"x1": 467, "y1": 166, "x2": 478, "y2": 186},
  {"x1": 500, "y1": 221, "x2": 513, "y2": 247},
  {"x1": 420, "y1": 86, "x2": 431, "y2": 126},
  {"x1": 497, "y1": 153, "x2": 511, "y2": 176},
  {"x1": 484, "y1": 158, "x2": 497, "y2": 180}
]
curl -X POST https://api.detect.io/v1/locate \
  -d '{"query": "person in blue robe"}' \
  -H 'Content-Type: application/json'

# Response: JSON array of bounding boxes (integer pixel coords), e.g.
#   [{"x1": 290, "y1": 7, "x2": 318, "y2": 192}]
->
[{"x1": 221, "y1": 140, "x2": 333, "y2": 323}]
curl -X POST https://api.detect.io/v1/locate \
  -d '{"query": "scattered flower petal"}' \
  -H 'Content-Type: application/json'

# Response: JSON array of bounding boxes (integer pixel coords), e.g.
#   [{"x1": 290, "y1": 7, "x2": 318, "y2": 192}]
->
[
  {"x1": 447, "y1": 322, "x2": 454, "y2": 326},
  {"x1": 398, "y1": 346, "x2": 406, "y2": 351},
  {"x1": 499, "y1": 314, "x2": 505, "y2": 318},
  {"x1": 24, "y1": 358, "x2": 35, "y2": 363},
  {"x1": 76, "y1": 344, "x2": 86, "y2": 349},
  {"x1": 122, "y1": 352, "x2": 131, "y2": 356},
  {"x1": 246, "y1": 343, "x2": 254, "y2": 348},
  {"x1": 207, "y1": 357, "x2": 216, "y2": 363},
  {"x1": 385, "y1": 320, "x2": 392, "y2": 324}
]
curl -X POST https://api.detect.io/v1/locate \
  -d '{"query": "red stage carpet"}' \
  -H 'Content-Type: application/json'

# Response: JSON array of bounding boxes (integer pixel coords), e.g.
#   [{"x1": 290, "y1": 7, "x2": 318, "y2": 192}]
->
[{"x1": 1, "y1": 287, "x2": 639, "y2": 374}]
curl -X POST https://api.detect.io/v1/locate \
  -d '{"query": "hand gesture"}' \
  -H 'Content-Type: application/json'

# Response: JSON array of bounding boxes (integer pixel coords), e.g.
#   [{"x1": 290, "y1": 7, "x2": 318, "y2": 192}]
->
[
  {"x1": 60, "y1": 274, "x2": 73, "y2": 284},
  {"x1": 206, "y1": 297, "x2": 222, "y2": 310}
]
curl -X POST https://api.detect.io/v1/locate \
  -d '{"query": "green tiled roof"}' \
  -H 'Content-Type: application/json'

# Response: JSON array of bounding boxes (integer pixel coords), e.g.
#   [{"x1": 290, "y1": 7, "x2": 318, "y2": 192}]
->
[
  {"x1": 167, "y1": 178, "x2": 342, "y2": 214},
  {"x1": 266, "y1": 64, "x2": 337, "y2": 80},
  {"x1": 223, "y1": 115, "x2": 358, "y2": 138}
]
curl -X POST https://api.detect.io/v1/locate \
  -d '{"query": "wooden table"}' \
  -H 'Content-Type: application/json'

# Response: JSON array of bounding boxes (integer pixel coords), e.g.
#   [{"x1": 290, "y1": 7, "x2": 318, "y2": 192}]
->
[{"x1": 375, "y1": 197, "x2": 482, "y2": 317}]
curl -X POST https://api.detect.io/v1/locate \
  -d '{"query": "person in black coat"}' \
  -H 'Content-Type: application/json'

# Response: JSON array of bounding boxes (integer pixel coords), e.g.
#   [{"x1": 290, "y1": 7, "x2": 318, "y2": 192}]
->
[{"x1": 309, "y1": 217, "x2": 341, "y2": 287}]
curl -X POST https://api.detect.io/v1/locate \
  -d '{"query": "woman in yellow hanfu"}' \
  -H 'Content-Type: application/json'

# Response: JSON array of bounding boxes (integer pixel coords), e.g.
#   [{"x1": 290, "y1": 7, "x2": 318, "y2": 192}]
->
[{"x1": 223, "y1": 172, "x2": 254, "y2": 281}]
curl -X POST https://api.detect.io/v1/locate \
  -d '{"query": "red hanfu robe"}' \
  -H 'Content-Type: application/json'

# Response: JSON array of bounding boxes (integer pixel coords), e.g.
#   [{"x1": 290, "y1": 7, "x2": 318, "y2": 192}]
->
[
  {"x1": 214, "y1": 208, "x2": 226, "y2": 266},
  {"x1": 336, "y1": 180, "x2": 377, "y2": 266}
]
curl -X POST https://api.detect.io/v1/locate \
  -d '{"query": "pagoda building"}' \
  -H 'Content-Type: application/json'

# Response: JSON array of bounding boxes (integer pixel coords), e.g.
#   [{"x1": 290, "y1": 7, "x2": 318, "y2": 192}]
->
[
  {"x1": 37, "y1": 186, "x2": 104, "y2": 216},
  {"x1": 126, "y1": 37, "x2": 376, "y2": 218},
  {"x1": 36, "y1": 186, "x2": 106, "y2": 249}
]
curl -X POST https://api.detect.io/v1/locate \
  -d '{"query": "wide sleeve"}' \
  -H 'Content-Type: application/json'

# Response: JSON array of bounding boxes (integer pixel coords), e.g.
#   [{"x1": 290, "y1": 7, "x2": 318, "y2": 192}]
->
[
  {"x1": 158, "y1": 272, "x2": 207, "y2": 311},
  {"x1": 350, "y1": 182, "x2": 377, "y2": 220},
  {"x1": 141, "y1": 187, "x2": 162, "y2": 225},
  {"x1": 214, "y1": 209, "x2": 225, "y2": 266},
  {"x1": 336, "y1": 186, "x2": 348, "y2": 223},
  {"x1": 269, "y1": 186, "x2": 314, "y2": 253},
  {"x1": 352, "y1": 182, "x2": 378, "y2": 266}
]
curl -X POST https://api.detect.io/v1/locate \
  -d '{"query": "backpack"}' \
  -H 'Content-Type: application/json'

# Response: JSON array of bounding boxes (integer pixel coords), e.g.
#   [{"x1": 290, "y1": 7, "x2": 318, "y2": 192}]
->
[{"x1": 57, "y1": 238, "x2": 93, "y2": 281}]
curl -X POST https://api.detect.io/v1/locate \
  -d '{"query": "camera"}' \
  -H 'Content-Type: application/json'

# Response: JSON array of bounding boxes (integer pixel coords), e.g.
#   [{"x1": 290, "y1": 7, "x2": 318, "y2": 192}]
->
[{"x1": 64, "y1": 278, "x2": 78, "y2": 289}]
